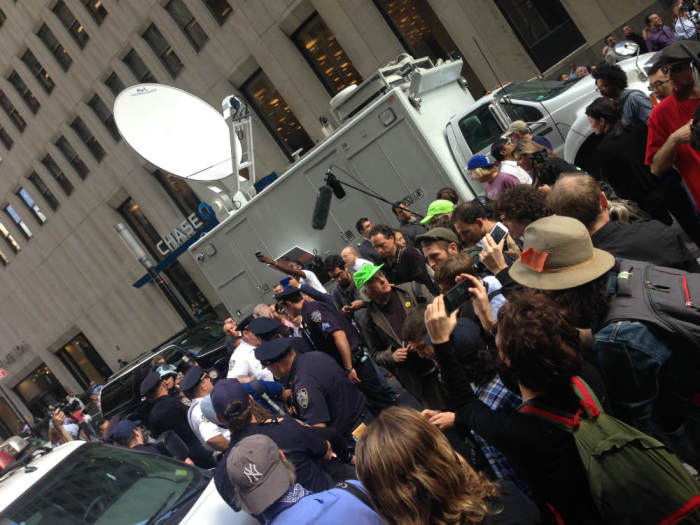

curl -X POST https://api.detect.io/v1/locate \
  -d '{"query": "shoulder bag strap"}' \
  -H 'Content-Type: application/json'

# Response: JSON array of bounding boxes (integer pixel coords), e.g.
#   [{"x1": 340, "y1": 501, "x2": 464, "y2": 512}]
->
[{"x1": 335, "y1": 481, "x2": 374, "y2": 510}]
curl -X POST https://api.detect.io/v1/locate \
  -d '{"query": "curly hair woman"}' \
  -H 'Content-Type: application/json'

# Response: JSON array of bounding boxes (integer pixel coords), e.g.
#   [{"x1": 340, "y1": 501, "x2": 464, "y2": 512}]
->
[{"x1": 355, "y1": 406, "x2": 539, "y2": 525}]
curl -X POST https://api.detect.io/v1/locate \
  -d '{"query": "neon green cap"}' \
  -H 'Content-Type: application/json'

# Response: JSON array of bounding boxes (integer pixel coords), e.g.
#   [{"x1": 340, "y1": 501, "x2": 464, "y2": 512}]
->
[
  {"x1": 420, "y1": 199, "x2": 455, "y2": 225},
  {"x1": 353, "y1": 263, "x2": 384, "y2": 289}
]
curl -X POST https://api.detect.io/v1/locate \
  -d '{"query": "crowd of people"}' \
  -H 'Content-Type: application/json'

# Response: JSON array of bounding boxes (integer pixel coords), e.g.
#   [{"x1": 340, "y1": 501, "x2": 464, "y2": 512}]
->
[{"x1": 41, "y1": 24, "x2": 700, "y2": 525}]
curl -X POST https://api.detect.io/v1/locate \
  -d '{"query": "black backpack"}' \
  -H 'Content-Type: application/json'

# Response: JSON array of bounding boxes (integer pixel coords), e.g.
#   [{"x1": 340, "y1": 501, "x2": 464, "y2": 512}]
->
[{"x1": 604, "y1": 260, "x2": 700, "y2": 351}]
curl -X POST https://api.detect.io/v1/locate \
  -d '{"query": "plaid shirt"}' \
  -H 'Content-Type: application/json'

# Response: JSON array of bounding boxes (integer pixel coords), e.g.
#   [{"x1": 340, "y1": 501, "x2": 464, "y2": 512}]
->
[{"x1": 471, "y1": 376, "x2": 529, "y2": 493}]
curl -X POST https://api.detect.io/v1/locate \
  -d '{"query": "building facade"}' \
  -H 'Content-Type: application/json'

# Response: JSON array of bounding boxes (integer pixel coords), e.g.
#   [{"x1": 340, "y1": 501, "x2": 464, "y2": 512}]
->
[{"x1": 0, "y1": 0, "x2": 667, "y2": 433}]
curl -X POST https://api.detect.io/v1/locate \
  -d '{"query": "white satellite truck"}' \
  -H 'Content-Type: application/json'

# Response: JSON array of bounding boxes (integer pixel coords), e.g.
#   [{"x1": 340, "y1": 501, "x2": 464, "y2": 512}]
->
[{"x1": 114, "y1": 45, "x2": 652, "y2": 319}]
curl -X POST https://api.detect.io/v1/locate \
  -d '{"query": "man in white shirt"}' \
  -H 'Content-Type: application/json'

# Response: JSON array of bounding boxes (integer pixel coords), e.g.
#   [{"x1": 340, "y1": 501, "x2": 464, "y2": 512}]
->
[
  {"x1": 227, "y1": 315, "x2": 274, "y2": 381},
  {"x1": 255, "y1": 252, "x2": 327, "y2": 294},
  {"x1": 490, "y1": 138, "x2": 532, "y2": 184},
  {"x1": 180, "y1": 365, "x2": 230, "y2": 452},
  {"x1": 340, "y1": 245, "x2": 372, "y2": 274}
]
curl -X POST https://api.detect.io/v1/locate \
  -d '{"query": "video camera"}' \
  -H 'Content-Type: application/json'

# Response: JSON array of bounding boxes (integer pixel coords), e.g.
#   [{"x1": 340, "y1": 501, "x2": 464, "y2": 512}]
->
[{"x1": 47, "y1": 398, "x2": 81, "y2": 417}]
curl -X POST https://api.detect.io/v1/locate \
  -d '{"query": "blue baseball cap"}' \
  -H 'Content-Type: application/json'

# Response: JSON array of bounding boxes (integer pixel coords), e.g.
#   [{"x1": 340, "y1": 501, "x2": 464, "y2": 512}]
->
[
  {"x1": 112, "y1": 420, "x2": 140, "y2": 445},
  {"x1": 91, "y1": 384, "x2": 103, "y2": 396},
  {"x1": 254, "y1": 337, "x2": 294, "y2": 365},
  {"x1": 200, "y1": 394, "x2": 225, "y2": 427},
  {"x1": 467, "y1": 155, "x2": 495, "y2": 170},
  {"x1": 211, "y1": 379, "x2": 250, "y2": 420}
]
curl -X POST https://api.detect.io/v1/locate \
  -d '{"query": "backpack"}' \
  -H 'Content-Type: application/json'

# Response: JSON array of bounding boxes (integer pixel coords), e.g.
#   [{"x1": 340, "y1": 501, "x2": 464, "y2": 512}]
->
[
  {"x1": 519, "y1": 377, "x2": 700, "y2": 525},
  {"x1": 604, "y1": 260, "x2": 700, "y2": 351}
]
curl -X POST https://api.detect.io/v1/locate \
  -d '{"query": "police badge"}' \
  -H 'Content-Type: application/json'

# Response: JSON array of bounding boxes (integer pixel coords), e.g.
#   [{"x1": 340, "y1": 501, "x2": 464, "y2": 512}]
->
[{"x1": 296, "y1": 387, "x2": 309, "y2": 409}]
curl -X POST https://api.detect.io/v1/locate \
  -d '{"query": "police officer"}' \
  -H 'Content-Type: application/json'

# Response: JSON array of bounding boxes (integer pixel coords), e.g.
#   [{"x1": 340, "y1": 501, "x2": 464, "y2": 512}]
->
[
  {"x1": 248, "y1": 316, "x2": 314, "y2": 354},
  {"x1": 179, "y1": 365, "x2": 230, "y2": 452},
  {"x1": 140, "y1": 364, "x2": 215, "y2": 468},
  {"x1": 275, "y1": 287, "x2": 395, "y2": 414},
  {"x1": 255, "y1": 338, "x2": 366, "y2": 441}
]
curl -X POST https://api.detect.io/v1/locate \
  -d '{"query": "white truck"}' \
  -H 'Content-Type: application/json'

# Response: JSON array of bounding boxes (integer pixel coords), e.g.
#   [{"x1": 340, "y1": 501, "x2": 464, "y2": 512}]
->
[{"x1": 184, "y1": 52, "x2": 652, "y2": 318}]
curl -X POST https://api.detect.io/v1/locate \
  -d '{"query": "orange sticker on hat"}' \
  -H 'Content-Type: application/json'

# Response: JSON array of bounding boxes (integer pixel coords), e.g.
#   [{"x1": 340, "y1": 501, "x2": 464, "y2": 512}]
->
[{"x1": 520, "y1": 248, "x2": 549, "y2": 272}]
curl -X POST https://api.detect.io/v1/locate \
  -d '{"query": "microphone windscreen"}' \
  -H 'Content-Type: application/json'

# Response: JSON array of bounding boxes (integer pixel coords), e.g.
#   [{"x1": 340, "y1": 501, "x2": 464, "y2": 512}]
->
[
  {"x1": 312, "y1": 185, "x2": 333, "y2": 230},
  {"x1": 327, "y1": 177, "x2": 346, "y2": 199}
]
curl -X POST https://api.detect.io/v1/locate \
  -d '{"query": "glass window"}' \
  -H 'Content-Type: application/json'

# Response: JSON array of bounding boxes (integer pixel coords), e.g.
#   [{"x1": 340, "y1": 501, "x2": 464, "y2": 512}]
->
[
  {"x1": 152, "y1": 169, "x2": 200, "y2": 217},
  {"x1": 81, "y1": 0, "x2": 107, "y2": 25},
  {"x1": 0, "y1": 127, "x2": 13, "y2": 150},
  {"x1": 165, "y1": 0, "x2": 208, "y2": 52},
  {"x1": 4, "y1": 204, "x2": 32, "y2": 239},
  {"x1": 0, "y1": 399, "x2": 22, "y2": 438},
  {"x1": 0, "y1": 90, "x2": 26, "y2": 132},
  {"x1": 241, "y1": 69, "x2": 314, "y2": 159},
  {"x1": 88, "y1": 94, "x2": 120, "y2": 141},
  {"x1": 41, "y1": 153, "x2": 74, "y2": 195},
  {"x1": 21, "y1": 49, "x2": 56, "y2": 94},
  {"x1": 122, "y1": 49, "x2": 157, "y2": 83},
  {"x1": 8, "y1": 71, "x2": 40, "y2": 113},
  {"x1": 493, "y1": 0, "x2": 584, "y2": 72},
  {"x1": 12, "y1": 364, "x2": 65, "y2": 419},
  {"x1": 70, "y1": 116, "x2": 105, "y2": 161},
  {"x1": 202, "y1": 0, "x2": 232, "y2": 25},
  {"x1": 17, "y1": 187, "x2": 48, "y2": 223},
  {"x1": 56, "y1": 136, "x2": 89, "y2": 179},
  {"x1": 293, "y1": 13, "x2": 362, "y2": 95},
  {"x1": 104, "y1": 71, "x2": 125, "y2": 96},
  {"x1": 374, "y1": 0, "x2": 484, "y2": 94},
  {"x1": 53, "y1": 0, "x2": 90, "y2": 48},
  {"x1": 458, "y1": 103, "x2": 502, "y2": 154},
  {"x1": 503, "y1": 103, "x2": 542, "y2": 123},
  {"x1": 37, "y1": 24, "x2": 73, "y2": 71},
  {"x1": 0, "y1": 222, "x2": 20, "y2": 253},
  {"x1": 142, "y1": 24, "x2": 184, "y2": 78},
  {"x1": 28, "y1": 171, "x2": 60, "y2": 211},
  {"x1": 2, "y1": 443, "x2": 205, "y2": 525},
  {"x1": 55, "y1": 333, "x2": 112, "y2": 390}
]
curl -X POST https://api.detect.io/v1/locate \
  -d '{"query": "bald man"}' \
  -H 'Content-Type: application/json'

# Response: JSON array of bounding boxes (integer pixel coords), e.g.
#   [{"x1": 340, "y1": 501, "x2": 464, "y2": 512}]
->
[{"x1": 340, "y1": 245, "x2": 372, "y2": 274}]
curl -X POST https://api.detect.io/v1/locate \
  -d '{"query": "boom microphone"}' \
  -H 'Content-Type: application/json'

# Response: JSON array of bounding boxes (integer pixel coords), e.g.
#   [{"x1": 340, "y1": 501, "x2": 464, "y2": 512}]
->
[
  {"x1": 312, "y1": 185, "x2": 333, "y2": 230},
  {"x1": 325, "y1": 171, "x2": 346, "y2": 199}
]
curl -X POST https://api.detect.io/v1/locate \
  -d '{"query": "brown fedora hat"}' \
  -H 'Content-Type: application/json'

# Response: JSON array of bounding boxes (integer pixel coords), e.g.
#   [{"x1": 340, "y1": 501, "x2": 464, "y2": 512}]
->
[{"x1": 509, "y1": 216, "x2": 614, "y2": 290}]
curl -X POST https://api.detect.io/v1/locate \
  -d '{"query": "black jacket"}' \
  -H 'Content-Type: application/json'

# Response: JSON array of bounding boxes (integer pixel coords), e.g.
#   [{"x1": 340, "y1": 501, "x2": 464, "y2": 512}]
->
[
  {"x1": 357, "y1": 237, "x2": 383, "y2": 264},
  {"x1": 592, "y1": 220, "x2": 700, "y2": 272}
]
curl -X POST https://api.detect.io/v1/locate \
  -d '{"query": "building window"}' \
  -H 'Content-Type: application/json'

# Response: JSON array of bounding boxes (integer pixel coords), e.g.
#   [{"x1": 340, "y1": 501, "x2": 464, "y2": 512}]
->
[
  {"x1": 293, "y1": 13, "x2": 362, "y2": 95},
  {"x1": 8, "y1": 71, "x2": 40, "y2": 114},
  {"x1": 13, "y1": 364, "x2": 67, "y2": 419},
  {"x1": 117, "y1": 197, "x2": 213, "y2": 315},
  {"x1": 70, "y1": 116, "x2": 105, "y2": 161},
  {"x1": 21, "y1": 50, "x2": 56, "y2": 94},
  {"x1": 203, "y1": 0, "x2": 232, "y2": 25},
  {"x1": 241, "y1": 69, "x2": 314, "y2": 159},
  {"x1": 17, "y1": 187, "x2": 47, "y2": 223},
  {"x1": 88, "y1": 94, "x2": 120, "y2": 141},
  {"x1": 28, "y1": 171, "x2": 60, "y2": 211},
  {"x1": 56, "y1": 136, "x2": 89, "y2": 179},
  {"x1": 0, "y1": 91, "x2": 26, "y2": 132},
  {"x1": 493, "y1": 0, "x2": 584, "y2": 71},
  {"x1": 0, "y1": 222, "x2": 20, "y2": 253},
  {"x1": 55, "y1": 333, "x2": 112, "y2": 390},
  {"x1": 142, "y1": 24, "x2": 184, "y2": 78},
  {"x1": 152, "y1": 169, "x2": 200, "y2": 217},
  {"x1": 374, "y1": 0, "x2": 484, "y2": 95},
  {"x1": 104, "y1": 71, "x2": 125, "y2": 96},
  {"x1": 81, "y1": 0, "x2": 107, "y2": 25},
  {"x1": 37, "y1": 24, "x2": 73, "y2": 71},
  {"x1": 41, "y1": 154, "x2": 74, "y2": 195},
  {"x1": 53, "y1": 0, "x2": 90, "y2": 49},
  {"x1": 165, "y1": 0, "x2": 208, "y2": 52},
  {"x1": 0, "y1": 127, "x2": 12, "y2": 150},
  {"x1": 5, "y1": 204, "x2": 32, "y2": 239},
  {"x1": 122, "y1": 49, "x2": 157, "y2": 83}
]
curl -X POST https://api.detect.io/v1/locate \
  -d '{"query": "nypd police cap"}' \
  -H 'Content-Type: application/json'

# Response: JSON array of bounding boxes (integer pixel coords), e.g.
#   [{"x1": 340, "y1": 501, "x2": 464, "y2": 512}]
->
[
  {"x1": 248, "y1": 317, "x2": 282, "y2": 337},
  {"x1": 139, "y1": 369, "x2": 161, "y2": 396},
  {"x1": 179, "y1": 365, "x2": 204, "y2": 393},
  {"x1": 238, "y1": 314, "x2": 255, "y2": 331},
  {"x1": 255, "y1": 337, "x2": 294, "y2": 364},
  {"x1": 274, "y1": 287, "x2": 303, "y2": 302}
]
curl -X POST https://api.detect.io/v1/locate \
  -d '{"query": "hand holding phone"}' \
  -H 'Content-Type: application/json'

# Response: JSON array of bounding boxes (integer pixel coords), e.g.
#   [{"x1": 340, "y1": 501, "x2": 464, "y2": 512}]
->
[{"x1": 443, "y1": 279, "x2": 471, "y2": 314}]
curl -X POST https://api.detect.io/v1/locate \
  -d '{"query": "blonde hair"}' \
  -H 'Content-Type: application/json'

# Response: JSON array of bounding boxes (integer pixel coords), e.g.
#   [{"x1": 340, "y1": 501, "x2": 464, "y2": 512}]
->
[
  {"x1": 513, "y1": 138, "x2": 549, "y2": 157},
  {"x1": 356, "y1": 406, "x2": 501, "y2": 525},
  {"x1": 470, "y1": 166, "x2": 498, "y2": 180}
]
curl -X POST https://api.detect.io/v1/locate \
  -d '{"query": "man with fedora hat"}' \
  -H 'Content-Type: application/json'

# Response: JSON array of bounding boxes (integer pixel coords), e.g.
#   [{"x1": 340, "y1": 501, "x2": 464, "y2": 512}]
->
[
  {"x1": 180, "y1": 365, "x2": 230, "y2": 452},
  {"x1": 646, "y1": 40, "x2": 700, "y2": 209}
]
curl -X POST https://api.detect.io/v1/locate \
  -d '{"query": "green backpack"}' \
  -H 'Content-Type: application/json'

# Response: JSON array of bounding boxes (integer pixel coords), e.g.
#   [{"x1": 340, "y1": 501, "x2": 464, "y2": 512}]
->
[{"x1": 519, "y1": 377, "x2": 700, "y2": 525}]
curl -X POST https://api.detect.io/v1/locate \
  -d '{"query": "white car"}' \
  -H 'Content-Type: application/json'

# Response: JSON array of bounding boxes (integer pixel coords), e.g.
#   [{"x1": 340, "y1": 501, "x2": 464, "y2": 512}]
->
[{"x1": 0, "y1": 440, "x2": 257, "y2": 525}]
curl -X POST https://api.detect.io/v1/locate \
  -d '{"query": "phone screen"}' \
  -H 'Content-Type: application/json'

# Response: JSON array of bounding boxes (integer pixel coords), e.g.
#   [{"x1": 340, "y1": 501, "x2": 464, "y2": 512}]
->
[
  {"x1": 490, "y1": 223, "x2": 508, "y2": 245},
  {"x1": 443, "y1": 279, "x2": 471, "y2": 314}
]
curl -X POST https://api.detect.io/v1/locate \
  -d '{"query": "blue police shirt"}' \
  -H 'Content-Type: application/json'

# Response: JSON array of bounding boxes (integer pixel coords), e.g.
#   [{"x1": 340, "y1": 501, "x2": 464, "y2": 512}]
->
[
  {"x1": 288, "y1": 351, "x2": 366, "y2": 435},
  {"x1": 269, "y1": 480, "x2": 382, "y2": 525},
  {"x1": 301, "y1": 300, "x2": 361, "y2": 363}
]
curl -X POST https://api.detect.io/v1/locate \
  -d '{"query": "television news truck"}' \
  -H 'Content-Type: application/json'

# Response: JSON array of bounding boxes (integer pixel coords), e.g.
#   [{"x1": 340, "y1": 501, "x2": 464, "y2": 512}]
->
[{"x1": 187, "y1": 52, "x2": 651, "y2": 319}]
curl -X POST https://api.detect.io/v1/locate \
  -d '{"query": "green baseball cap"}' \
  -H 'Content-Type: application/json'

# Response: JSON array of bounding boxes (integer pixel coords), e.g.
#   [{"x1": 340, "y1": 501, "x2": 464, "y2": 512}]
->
[
  {"x1": 420, "y1": 199, "x2": 455, "y2": 225},
  {"x1": 353, "y1": 263, "x2": 384, "y2": 289}
]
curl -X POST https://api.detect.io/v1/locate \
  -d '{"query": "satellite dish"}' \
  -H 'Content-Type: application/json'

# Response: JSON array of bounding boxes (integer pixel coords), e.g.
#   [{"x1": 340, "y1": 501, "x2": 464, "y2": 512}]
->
[
  {"x1": 614, "y1": 41, "x2": 640, "y2": 58},
  {"x1": 113, "y1": 84, "x2": 241, "y2": 181}
]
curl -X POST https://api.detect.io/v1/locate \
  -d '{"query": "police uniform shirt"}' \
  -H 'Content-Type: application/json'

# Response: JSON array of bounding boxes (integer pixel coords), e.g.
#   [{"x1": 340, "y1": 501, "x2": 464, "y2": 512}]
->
[
  {"x1": 301, "y1": 300, "x2": 361, "y2": 362},
  {"x1": 288, "y1": 351, "x2": 366, "y2": 435},
  {"x1": 187, "y1": 396, "x2": 231, "y2": 450},
  {"x1": 148, "y1": 394, "x2": 199, "y2": 446},
  {"x1": 227, "y1": 340, "x2": 274, "y2": 381}
]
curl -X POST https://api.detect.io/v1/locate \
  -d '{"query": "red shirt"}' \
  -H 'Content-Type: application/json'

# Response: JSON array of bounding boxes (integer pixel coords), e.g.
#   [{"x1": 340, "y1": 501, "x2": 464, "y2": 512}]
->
[{"x1": 646, "y1": 94, "x2": 700, "y2": 207}]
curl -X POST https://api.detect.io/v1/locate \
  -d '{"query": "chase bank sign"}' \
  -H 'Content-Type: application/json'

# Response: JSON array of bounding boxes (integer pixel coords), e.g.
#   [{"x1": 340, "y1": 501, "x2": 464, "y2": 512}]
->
[{"x1": 157, "y1": 212, "x2": 205, "y2": 255}]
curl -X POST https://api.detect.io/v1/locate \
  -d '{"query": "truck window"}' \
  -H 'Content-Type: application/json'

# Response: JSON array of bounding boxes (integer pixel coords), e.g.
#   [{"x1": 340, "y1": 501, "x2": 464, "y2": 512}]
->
[
  {"x1": 503, "y1": 104, "x2": 542, "y2": 123},
  {"x1": 458, "y1": 104, "x2": 502, "y2": 154}
]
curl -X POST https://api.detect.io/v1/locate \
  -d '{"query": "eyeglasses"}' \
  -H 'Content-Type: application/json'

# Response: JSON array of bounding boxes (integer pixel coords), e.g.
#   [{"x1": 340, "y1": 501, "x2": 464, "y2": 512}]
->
[{"x1": 647, "y1": 78, "x2": 671, "y2": 91}]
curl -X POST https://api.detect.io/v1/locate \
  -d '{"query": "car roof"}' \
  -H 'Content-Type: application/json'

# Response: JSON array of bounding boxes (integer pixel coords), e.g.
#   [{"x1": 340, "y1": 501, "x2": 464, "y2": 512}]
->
[{"x1": 0, "y1": 440, "x2": 85, "y2": 512}]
